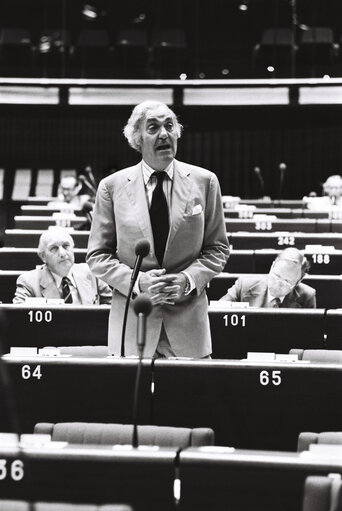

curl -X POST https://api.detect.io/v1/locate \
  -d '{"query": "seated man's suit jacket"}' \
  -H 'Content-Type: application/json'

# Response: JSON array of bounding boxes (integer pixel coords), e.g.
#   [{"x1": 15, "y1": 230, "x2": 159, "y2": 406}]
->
[
  {"x1": 13, "y1": 263, "x2": 112, "y2": 304},
  {"x1": 220, "y1": 275, "x2": 316, "y2": 308},
  {"x1": 86, "y1": 159, "x2": 230, "y2": 358}
]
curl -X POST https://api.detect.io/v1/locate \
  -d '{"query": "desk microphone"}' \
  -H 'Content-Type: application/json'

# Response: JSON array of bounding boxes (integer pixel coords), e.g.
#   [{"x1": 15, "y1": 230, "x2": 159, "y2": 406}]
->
[
  {"x1": 253, "y1": 166, "x2": 265, "y2": 197},
  {"x1": 279, "y1": 162, "x2": 287, "y2": 200},
  {"x1": 132, "y1": 294, "x2": 152, "y2": 449},
  {"x1": 120, "y1": 240, "x2": 150, "y2": 357},
  {"x1": 133, "y1": 294, "x2": 152, "y2": 358},
  {"x1": 85, "y1": 165, "x2": 97, "y2": 188},
  {"x1": 78, "y1": 174, "x2": 97, "y2": 195}
]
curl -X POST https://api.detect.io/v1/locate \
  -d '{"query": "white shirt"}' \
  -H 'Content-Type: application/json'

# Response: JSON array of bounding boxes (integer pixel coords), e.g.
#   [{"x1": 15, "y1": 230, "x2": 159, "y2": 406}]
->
[
  {"x1": 135, "y1": 160, "x2": 195, "y2": 296},
  {"x1": 50, "y1": 268, "x2": 81, "y2": 304}
]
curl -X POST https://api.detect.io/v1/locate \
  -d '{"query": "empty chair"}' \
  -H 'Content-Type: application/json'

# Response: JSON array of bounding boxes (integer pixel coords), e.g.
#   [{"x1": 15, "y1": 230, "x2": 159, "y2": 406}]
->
[
  {"x1": 11, "y1": 169, "x2": 31, "y2": 200},
  {"x1": 302, "y1": 474, "x2": 342, "y2": 511},
  {"x1": 75, "y1": 29, "x2": 112, "y2": 77},
  {"x1": 298, "y1": 27, "x2": 336, "y2": 76},
  {"x1": 290, "y1": 349, "x2": 342, "y2": 363},
  {"x1": 252, "y1": 28, "x2": 295, "y2": 77},
  {"x1": 34, "y1": 422, "x2": 214, "y2": 447},
  {"x1": 297, "y1": 431, "x2": 342, "y2": 452},
  {"x1": 36, "y1": 29, "x2": 71, "y2": 77},
  {"x1": 0, "y1": 502, "x2": 132, "y2": 511},
  {"x1": 35, "y1": 169, "x2": 54, "y2": 197},
  {"x1": 115, "y1": 30, "x2": 148, "y2": 78},
  {"x1": 0, "y1": 28, "x2": 33, "y2": 76},
  {"x1": 152, "y1": 29, "x2": 187, "y2": 78}
]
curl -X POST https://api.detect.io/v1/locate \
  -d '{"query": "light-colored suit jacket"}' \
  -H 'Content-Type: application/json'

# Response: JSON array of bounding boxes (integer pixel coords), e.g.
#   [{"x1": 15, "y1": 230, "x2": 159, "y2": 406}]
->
[
  {"x1": 86, "y1": 159, "x2": 230, "y2": 357},
  {"x1": 220, "y1": 275, "x2": 316, "y2": 308},
  {"x1": 13, "y1": 263, "x2": 112, "y2": 305}
]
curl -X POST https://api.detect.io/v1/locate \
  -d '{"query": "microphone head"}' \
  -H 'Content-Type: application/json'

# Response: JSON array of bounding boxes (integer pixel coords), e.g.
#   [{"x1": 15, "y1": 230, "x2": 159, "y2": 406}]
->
[
  {"x1": 78, "y1": 175, "x2": 86, "y2": 183},
  {"x1": 82, "y1": 201, "x2": 94, "y2": 213},
  {"x1": 135, "y1": 239, "x2": 150, "y2": 258},
  {"x1": 279, "y1": 162, "x2": 287, "y2": 171},
  {"x1": 253, "y1": 166, "x2": 261, "y2": 174},
  {"x1": 133, "y1": 294, "x2": 152, "y2": 317}
]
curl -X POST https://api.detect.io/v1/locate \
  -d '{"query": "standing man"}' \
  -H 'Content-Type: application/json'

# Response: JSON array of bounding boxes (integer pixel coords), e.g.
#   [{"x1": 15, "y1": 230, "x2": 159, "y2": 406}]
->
[{"x1": 86, "y1": 100, "x2": 229, "y2": 357}]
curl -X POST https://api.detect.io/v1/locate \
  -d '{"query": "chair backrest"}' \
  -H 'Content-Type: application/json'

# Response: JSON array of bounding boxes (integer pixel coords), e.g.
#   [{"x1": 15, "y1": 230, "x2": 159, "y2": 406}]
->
[
  {"x1": 297, "y1": 432, "x2": 342, "y2": 452},
  {"x1": 0, "y1": 502, "x2": 132, "y2": 511},
  {"x1": 116, "y1": 30, "x2": 148, "y2": 48},
  {"x1": 261, "y1": 28, "x2": 294, "y2": 46},
  {"x1": 35, "y1": 169, "x2": 54, "y2": 197},
  {"x1": 152, "y1": 29, "x2": 187, "y2": 49},
  {"x1": 12, "y1": 169, "x2": 31, "y2": 200},
  {"x1": 301, "y1": 27, "x2": 334, "y2": 45},
  {"x1": 302, "y1": 475, "x2": 342, "y2": 511},
  {"x1": 290, "y1": 349, "x2": 342, "y2": 363},
  {"x1": 34, "y1": 422, "x2": 214, "y2": 448}
]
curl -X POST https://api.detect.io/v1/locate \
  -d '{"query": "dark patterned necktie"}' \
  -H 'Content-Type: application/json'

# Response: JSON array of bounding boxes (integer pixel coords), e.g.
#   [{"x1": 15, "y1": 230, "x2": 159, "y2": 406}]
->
[
  {"x1": 269, "y1": 297, "x2": 280, "y2": 308},
  {"x1": 62, "y1": 276, "x2": 73, "y2": 303},
  {"x1": 149, "y1": 172, "x2": 169, "y2": 266}
]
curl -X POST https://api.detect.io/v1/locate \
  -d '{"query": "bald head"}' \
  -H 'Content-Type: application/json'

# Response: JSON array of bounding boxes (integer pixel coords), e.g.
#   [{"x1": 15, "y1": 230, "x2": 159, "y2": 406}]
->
[
  {"x1": 323, "y1": 175, "x2": 342, "y2": 199},
  {"x1": 268, "y1": 248, "x2": 310, "y2": 298}
]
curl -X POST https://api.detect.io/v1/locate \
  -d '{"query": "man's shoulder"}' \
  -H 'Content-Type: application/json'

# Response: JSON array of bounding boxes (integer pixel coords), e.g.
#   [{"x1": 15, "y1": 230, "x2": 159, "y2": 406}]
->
[
  {"x1": 237, "y1": 275, "x2": 265, "y2": 288},
  {"x1": 73, "y1": 262, "x2": 92, "y2": 276},
  {"x1": 99, "y1": 164, "x2": 140, "y2": 187},
  {"x1": 296, "y1": 281, "x2": 316, "y2": 297},
  {"x1": 176, "y1": 160, "x2": 215, "y2": 180},
  {"x1": 17, "y1": 266, "x2": 44, "y2": 283}
]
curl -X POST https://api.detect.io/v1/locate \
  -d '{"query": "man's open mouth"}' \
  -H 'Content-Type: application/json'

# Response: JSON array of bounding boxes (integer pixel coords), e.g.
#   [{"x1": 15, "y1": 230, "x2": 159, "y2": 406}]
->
[{"x1": 156, "y1": 143, "x2": 171, "y2": 151}]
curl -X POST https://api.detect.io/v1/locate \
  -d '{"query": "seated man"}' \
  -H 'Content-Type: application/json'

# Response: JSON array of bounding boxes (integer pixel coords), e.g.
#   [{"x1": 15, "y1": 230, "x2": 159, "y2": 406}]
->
[
  {"x1": 13, "y1": 227, "x2": 112, "y2": 305},
  {"x1": 304, "y1": 174, "x2": 342, "y2": 209},
  {"x1": 219, "y1": 248, "x2": 316, "y2": 308},
  {"x1": 49, "y1": 176, "x2": 90, "y2": 209}
]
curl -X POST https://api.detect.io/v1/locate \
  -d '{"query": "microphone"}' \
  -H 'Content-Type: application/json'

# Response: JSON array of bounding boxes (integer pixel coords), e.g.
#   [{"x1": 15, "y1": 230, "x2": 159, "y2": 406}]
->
[
  {"x1": 78, "y1": 174, "x2": 97, "y2": 195},
  {"x1": 279, "y1": 162, "x2": 287, "y2": 200},
  {"x1": 120, "y1": 239, "x2": 150, "y2": 357},
  {"x1": 132, "y1": 294, "x2": 152, "y2": 449},
  {"x1": 81, "y1": 201, "x2": 94, "y2": 226},
  {"x1": 131, "y1": 239, "x2": 150, "y2": 285},
  {"x1": 133, "y1": 294, "x2": 152, "y2": 358},
  {"x1": 253, "y1": 166, "x2": 264, "y2": 197},
  {"x1": 85, "y1": 165, "x2": 97, "y2": 188}
]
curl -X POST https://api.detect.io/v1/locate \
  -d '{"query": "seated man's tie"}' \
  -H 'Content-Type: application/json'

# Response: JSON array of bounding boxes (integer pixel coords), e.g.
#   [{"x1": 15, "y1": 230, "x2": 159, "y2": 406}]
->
[
  {"x1": 150, "y1": 172, "x2": 169, "y2": 266},
  {"x1": 62, "y1": 276, "x2": 73, "y2": 303},
  {"x1": 268, "y1": 297, "x2": 281, "y2": 308}
]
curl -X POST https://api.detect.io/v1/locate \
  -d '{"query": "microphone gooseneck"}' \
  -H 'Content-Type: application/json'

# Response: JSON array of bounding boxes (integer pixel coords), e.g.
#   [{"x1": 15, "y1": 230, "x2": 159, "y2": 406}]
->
[{"x1": 120, "y1": 240, "x2": 150, "y2": 357}]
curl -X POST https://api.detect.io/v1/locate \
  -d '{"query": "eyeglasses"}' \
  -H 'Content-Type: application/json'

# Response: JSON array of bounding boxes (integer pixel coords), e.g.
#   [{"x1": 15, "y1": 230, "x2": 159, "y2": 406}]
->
[{"x1": 269, "y1": 272, "x2": 295, "y2": 289}]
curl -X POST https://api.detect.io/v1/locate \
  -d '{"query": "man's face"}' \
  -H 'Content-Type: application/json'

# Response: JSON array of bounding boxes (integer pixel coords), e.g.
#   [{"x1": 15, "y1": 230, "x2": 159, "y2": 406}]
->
[
  {"x1": 61, "y1": 177, "x2": 78, "y2": 203},
  {"x1": 267, "y1": 260, "x2": 301, "y2": 298},
  {"x1": 40, "y1": 231, "x2": 75, "y2": 277},
  {"x1": 140, "y1": 105, "x2": 178, "y2": 171},
  {"x1": 323, "y1": 177, "x2": 342, "y2": 199}
]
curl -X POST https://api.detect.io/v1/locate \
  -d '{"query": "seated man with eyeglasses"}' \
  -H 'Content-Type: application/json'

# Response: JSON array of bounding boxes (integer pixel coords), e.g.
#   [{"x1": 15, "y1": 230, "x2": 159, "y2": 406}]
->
[{"x1": 219, "y1": 248, "x2": 316, "y2": 308}]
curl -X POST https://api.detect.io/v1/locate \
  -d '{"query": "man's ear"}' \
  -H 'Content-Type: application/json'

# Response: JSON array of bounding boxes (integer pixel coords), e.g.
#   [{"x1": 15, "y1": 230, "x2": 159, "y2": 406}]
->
[{"x1": 38, "y1": 250, "x2": 45, "y2": 263}]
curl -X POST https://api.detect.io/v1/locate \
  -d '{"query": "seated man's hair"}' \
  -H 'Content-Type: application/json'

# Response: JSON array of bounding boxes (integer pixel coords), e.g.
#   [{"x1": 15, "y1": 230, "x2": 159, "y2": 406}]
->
[{"x1": 274, "y1": 248, "x2": 310, "y2": 279}]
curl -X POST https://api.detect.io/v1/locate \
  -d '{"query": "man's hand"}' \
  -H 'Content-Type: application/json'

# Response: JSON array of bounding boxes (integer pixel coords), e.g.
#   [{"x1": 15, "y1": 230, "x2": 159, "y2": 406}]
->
[{"x1": 139, "y1": 270, "x2": 187, "y2": 305}]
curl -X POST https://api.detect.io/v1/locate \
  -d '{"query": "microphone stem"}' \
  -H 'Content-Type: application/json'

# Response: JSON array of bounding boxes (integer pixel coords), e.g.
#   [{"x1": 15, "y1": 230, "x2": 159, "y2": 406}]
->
[{"x1": 132, "y1": 357, "x2": 143, "y2": 448}]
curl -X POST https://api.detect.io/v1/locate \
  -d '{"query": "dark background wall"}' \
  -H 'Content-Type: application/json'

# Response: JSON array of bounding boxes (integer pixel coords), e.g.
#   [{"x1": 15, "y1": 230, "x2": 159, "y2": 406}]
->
[{"x1": 1, "y1": 103, "x2": 342, "y2": 199}]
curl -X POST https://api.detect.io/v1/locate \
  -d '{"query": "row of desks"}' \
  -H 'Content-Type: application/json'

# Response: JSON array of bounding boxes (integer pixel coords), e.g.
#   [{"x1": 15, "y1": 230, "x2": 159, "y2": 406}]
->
[
  {"x1": 0, "y1": 305, "x2": 342, "y2": 358},
  {"x1": 1, "y1": 357, "x2": 342, "y2": 451},
  {"x1": 2, "y1": 270, "x2": 342, "y2": 308},
  {"x1": 0, "y1": 247, "x2": 341, "y2": 275},
  {"x1": 12, "y1": 216, "x2": 342, "y2": 233},
  {"x1": 7, "y1": 229, "x2": 342, "y2": 249},
  {"x1": 0, "y1": 442, "x2": 340, "y2": 510}
]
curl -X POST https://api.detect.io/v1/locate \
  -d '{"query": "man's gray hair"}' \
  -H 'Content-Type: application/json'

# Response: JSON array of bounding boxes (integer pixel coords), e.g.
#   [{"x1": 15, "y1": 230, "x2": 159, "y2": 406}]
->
[
  {"x1": 38, "y1": 227, "x2": 74, "y2": 255},
  {"x1": 123, "y1": 100, "x2": 183, "y2": 152},
  {"x1": 274, "y1": 247, "x2": 310, "y2": 278}
]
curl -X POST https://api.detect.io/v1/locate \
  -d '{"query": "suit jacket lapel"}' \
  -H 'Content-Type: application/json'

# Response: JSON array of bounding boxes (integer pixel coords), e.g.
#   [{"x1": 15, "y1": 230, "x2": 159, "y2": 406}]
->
[
  {"x1": 282, "y1": 287, "x2": 301, "y2": 308},
  {"x1": 125, "y1": 163, "x2": 154, "y2": 249},
  {"x1": 40, "y1": 266, "x2": 60, "y2": 299},
  {"x1": 72, "y1": 266, "x2": 93, "y2": 304},
  {"x1": 165, "y1": 160, "x2": 192, "y2": 252}
]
